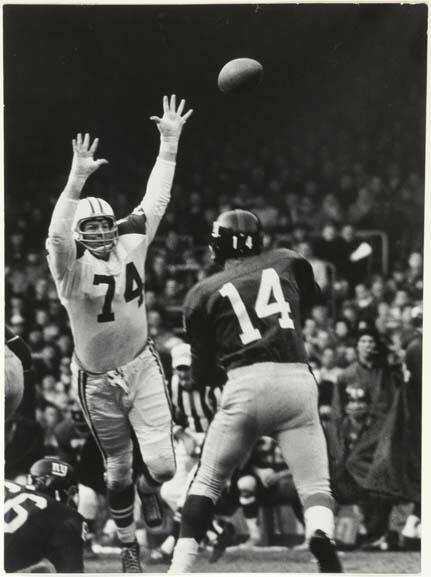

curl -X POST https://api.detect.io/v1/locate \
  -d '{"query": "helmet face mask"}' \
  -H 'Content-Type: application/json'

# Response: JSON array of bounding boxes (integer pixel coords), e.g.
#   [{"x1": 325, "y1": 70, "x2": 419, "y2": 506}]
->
[
  {"x1": 78, "y1": 216, "x2": 118, "y2": 258},
  {"x1": 209, "y1": 209, "x2": 263, "y2": 266},
  {"x1": 72, "y1": 197, "x2": 118, "y2": 258}
]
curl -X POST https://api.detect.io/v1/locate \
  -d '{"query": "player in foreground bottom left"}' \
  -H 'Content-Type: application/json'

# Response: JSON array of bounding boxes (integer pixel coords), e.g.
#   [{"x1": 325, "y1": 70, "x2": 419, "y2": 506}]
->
[{"x1": 4, "y1": 457, "x2": 86, "y2": 573}]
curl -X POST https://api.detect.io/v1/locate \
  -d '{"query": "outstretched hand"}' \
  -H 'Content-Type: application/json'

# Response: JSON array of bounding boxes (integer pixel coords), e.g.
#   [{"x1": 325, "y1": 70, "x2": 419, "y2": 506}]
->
[
  {"x1": 150, "y1": 95, "x2": 193, "y2": 142},
  {"x1": 70, "y1": 133, "x2": 108, "y2": 180}
]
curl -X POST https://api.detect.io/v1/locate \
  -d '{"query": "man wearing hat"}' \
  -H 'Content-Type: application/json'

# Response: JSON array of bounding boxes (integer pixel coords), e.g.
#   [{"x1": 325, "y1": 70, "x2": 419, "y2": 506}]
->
[{"x1": 331, "y1": 327, "x2": 398, "y2": 547}]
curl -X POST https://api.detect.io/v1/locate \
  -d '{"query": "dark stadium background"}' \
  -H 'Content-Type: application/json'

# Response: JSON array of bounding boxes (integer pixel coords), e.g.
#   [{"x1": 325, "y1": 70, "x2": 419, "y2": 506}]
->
[{"x1": 4, "y1": 3, "x2": 427, "y2": 227}]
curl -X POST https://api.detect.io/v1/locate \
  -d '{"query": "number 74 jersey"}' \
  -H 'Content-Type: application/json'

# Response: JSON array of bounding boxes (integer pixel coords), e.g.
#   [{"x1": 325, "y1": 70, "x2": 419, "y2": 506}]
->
[
  {"x1": 47, "y1": 214, "x2": 149, "y2": 373},
  {"x1": 184, "y1": 248, "x2": 321, "y2": 387}
]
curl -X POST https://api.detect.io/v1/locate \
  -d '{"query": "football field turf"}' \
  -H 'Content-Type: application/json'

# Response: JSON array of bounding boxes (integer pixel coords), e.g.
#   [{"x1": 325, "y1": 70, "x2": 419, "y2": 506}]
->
[{"x1": 85, "y1": 547, "x2": 420, "y2": 573}]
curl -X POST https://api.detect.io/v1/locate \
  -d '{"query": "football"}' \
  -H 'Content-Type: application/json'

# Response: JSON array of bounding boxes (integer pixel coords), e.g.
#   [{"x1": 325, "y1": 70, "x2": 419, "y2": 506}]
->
[{"x1": 218, "y1": 58, "x2": 263, "y2": 94}]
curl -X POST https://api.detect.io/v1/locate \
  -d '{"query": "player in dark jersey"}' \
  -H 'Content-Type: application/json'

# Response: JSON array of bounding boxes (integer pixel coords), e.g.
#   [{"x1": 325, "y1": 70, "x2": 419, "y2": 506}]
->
[
  {"x1": 169, "y1": 209, "x2": 342, "y2": 573},
  {"x1": 4, "y1": 458, "x2": 85, "y2": 573}
]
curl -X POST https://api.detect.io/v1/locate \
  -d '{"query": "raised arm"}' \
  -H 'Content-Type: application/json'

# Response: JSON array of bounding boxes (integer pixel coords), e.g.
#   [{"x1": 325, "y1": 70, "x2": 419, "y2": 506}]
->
[
  {"x1": 46, "y1": 134, "x2": 108, "y2": 279},
  {"x1": 133, "y1": 95, "x2": 193, "y2": 244}
]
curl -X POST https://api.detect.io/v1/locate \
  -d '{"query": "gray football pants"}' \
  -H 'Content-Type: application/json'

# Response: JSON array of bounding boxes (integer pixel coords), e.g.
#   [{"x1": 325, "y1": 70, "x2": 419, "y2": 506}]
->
[
  {"x1": 190, "y1": 362, "x2": 333, "y2": 510},
  {"x1": 71, "y1": 342, "x2": 175, "y2": 491}
]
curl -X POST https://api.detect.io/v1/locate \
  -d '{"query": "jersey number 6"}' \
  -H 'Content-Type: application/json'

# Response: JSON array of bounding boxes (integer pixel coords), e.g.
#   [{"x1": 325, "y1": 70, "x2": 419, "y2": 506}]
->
[
  {"x1": 4, "y1": 484, "x2": 47, "y2": 534},
  {"x1": 93, "y1": 262, "x2": 144, "y2": 323},
  {"x1": 219, "y1": 267, "x2": 294, "y2": 345}
]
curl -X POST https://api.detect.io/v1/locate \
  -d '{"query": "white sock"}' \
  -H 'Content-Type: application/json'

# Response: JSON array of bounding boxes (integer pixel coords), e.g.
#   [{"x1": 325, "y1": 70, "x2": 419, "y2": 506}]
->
[
  {"x1": 402, "y1": 514, "x2": 420, "y2": 538},
  {"x1": 168, "y1": 537, "x2": 199, "y2": 573},
  {"x1": 78, "y1": 484, "x2": 98, "y2": 520},
  {"x1": 245, "y1": 517, "x2": 261, "y2": 542},
  {"x1": 304, "y1": 505, "x2": 335, "y2": 541},
  {"x1": 161, "y1": 535, "x2": 176, "y2": 556},
  {"x1": 117, "y1": 522, "x2": 136, "y2": 544}
]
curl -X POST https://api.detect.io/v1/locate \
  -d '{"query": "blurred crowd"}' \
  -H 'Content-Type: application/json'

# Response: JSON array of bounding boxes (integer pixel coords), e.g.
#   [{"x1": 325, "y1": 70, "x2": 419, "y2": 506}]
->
[{"x1": 5, "y1": 128, "x2": 424, "y2": 550}]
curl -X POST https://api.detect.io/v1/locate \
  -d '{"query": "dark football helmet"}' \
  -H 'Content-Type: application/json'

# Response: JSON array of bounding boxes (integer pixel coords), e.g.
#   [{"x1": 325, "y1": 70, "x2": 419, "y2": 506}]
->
[
  {"x1": 29, "y1": 457, "x2": 78, "y2": 508},
  {"x1": 209, "y1": 209, "x2": 263, "y2": 266}
]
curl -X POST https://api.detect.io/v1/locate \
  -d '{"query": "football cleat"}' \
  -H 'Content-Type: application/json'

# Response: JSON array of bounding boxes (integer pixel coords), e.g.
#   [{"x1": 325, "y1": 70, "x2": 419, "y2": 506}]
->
[
  {"x1": 121, "y1": 541, "x2": 142, "y2": 573},
  {"x1": 309, "y1": 530, "x2": 343, "y2": 573},
  {"x1": 209, "y1": 522, "x2": 236, "y2": 563}
]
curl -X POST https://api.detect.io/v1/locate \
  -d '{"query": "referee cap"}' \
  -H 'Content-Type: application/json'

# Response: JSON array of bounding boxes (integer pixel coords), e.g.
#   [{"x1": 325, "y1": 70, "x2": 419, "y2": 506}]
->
[{"x1": 171, "y1": 343, "x2": 191, "y2": 369}]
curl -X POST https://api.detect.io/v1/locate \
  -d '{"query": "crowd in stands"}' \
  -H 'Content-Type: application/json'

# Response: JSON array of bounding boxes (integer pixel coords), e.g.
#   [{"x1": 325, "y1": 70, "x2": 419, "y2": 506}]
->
[{"x1": 5, "y1": 125, "x2": 424, "y2": 549}]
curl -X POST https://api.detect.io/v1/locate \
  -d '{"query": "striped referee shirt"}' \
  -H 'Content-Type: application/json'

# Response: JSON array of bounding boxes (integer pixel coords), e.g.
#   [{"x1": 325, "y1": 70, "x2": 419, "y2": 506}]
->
[{"x1": 169, "y1": 374, "x2": 222, "y2": 434}]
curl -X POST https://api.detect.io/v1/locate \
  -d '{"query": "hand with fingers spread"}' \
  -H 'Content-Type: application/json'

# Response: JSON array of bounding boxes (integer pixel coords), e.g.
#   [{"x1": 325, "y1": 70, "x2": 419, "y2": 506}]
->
[
  {"x1": 69, "y1": 133, "x2": 108, "y2": 181},
  {"x1": 150, "y1": 95, "x2": 193, "y2": 145}
]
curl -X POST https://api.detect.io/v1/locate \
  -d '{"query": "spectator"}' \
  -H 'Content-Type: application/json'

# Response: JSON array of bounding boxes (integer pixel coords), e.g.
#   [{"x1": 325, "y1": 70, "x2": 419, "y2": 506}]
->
[
  {"x1": 330, "y1": 329, "x2": 398, "y2": 546},
  {"x1": 313, "y1": 222, "x2": 349, "y2": 274},
  {"x1": 320, "y1": 347, "x2": 343, "y2": 386},
  {"x1": 348, "y1": 186, "x2": 376, "y2": 227},
  {"x1": 340, "y1": 224, "x2": 371, "y2": 286},
  {"x1": 147, "y1": 252, "x2": 170, "y2": 293},
  {"x1": 315, "y1": 193, "x2": 344, "y2": 228},
  {"x1": 353, "y1": 284, "x2": 376, "y2": 323},
  {"x1": 253, "y1": 194, "x2": 279, "y2": 231},
  {"x1": 406, "y1": 252, "x2": 423, "y2": 299},
  {"x1": 296, "y1": 241, "x2": 330, "y2": 292}
]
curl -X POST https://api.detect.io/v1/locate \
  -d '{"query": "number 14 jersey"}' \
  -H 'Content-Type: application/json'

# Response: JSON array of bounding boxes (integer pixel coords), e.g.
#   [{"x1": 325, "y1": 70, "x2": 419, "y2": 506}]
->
[{"x1": 184, "y1": 248, "x2": 321, "y2": 387}]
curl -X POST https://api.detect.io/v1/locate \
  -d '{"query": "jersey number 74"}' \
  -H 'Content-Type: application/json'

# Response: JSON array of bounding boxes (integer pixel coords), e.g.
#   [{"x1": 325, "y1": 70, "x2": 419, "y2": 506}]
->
[{"x1": 93, "y1": 262, "x2": 144, "y2": 323}]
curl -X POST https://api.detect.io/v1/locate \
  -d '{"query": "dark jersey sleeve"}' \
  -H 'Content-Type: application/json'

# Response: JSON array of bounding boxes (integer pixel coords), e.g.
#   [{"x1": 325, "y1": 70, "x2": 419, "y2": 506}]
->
[
  {"x1": 292, "y1": 258, "x2": 322, "y2": 320},
  {"x1": 184, "y1": 288, "x2": 226, "y2": 389},
  {"x1": 47, "y1": 512, "x2": 85, "y2": 573},
  {"x1": 117, "y1": 211, "x2": 147, "y2": 235}
]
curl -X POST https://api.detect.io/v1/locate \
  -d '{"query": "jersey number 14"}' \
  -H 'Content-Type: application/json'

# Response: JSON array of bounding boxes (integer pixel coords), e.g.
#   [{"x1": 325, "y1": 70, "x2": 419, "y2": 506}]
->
[{"x1": 219, "y1": 267, "x2": 294, "y2": 344}]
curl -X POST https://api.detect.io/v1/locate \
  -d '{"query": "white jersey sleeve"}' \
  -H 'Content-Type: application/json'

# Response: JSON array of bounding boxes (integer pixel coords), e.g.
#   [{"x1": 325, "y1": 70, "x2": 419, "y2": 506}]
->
[
  {"x1": 133, "y1": 157, "x2": 176, "y2": 244},
  {"x1": 46, "y1": 196, "x2": 79, "y2": 280}
]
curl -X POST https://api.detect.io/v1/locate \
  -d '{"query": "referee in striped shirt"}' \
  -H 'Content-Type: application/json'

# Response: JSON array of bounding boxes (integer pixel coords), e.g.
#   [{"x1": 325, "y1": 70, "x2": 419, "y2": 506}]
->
[{"x1": 168, "y1": 343, "x2": 223, "y2": 438}]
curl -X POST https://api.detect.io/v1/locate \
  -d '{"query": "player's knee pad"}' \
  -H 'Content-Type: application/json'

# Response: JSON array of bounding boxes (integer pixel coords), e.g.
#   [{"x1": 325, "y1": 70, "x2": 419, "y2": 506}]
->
[
  {"x1": 145, "y1": 454, "x2": 176, "y2": 484},
  {"x1": 106, "y1": 452, "x2": 133, "y2": 490},
  {"x1": 160, "y1": 481, "x2": 181, "y2": 512},
  {"x1": 237, "y1": 475, "x2": 258, "y2": 495},
  {"x1": 78, "y1": 484, "x2": 99, "y2": 520}
]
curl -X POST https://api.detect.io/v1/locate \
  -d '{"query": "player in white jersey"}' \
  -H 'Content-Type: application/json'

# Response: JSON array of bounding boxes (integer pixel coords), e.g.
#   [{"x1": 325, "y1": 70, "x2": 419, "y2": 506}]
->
[{"x1": 46, "y1": 94, "x2": 193, "y2": 572}]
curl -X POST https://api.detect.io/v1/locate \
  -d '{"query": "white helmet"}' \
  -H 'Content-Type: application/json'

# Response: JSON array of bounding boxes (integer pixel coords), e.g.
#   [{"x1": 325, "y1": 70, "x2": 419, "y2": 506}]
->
[{"x1": 72, "y1": 197, "x2": 118, "y2": 257}]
